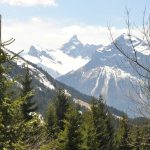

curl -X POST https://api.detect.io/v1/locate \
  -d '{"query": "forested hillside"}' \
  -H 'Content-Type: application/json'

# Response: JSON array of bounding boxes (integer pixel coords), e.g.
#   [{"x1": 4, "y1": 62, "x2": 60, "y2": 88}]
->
[{"x1": 0, "y1": 46, "x2": 149, "y2": 149}]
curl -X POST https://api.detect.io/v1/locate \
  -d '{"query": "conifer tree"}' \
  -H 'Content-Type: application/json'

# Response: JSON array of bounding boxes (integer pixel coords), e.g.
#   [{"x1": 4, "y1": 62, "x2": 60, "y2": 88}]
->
[
  {"x1": 57, "y1": 105, "x2": 83, "y2": 150},
  {"x1": 0, "y1": 17, "x2": 45, "y2": 149},
  {"x1": 140, "y1": 124, "x2": 150, "y2": 150},
  {"x1": 105, "y1": 114, "x2": 115, "y2": 149},
  {"x1": 87, "y1": 96, "x2": 114, "y2": 150},
  {"x1": 0, "y1": 39, "x2": 15, "y2": 148},
  {"x1": 117, "y1": 116, "x2": 131, "y2": 150},
  {"x1": 80, "y1": 110, "x2": 92, "y2": 150},
  {"x1": 21, "y1": 66, "x2": 37, "y2": 120},
  {"x1": 0, "y1": 38, "x2": 28, "y2": 149},
  {"x1": 0, "y1": 40, "x2": 43, "y2": 149},
  {"x1": 55, "y1": 89, "x2": 72, "y2": 130},
  {"x1": 134, "y1": 127, "x2": 141, "y2": 150},
  {"x1": 45, "y1": 102, "x2": 58, "y2": 139}
]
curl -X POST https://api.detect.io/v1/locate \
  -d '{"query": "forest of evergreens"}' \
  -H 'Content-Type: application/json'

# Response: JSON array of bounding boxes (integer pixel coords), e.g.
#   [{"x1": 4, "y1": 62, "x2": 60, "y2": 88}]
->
[{"x1": 0, "y1": 45, "x2": 149, "y2": 150}]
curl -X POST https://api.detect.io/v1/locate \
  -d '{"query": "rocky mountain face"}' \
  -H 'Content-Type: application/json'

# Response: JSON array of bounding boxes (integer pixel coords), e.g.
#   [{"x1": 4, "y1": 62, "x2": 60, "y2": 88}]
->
[
  {"x1": 19, "y1": 34, "x2": 149, "y2": 116},
  {"x1": 7, "y1": 49, "x2": 125, "y2": 117},
  {"x1": 58, "y1": 34, "x2": 149, "y2": 116},
  {"x1": 60, "y1": 35, "x2": 101, "y2": 58},
  {"x1": 7, "y1": 50, "x2": 91, "y2": 114}
]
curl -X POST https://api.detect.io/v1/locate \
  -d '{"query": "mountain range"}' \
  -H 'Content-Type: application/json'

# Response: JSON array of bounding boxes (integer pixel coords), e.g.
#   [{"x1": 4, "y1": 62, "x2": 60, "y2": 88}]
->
[
  {"x1": 6, "y1": 49, "x2": 125, "y2": 117},
  {"x1": 22, "y1": 35, "x2": 101, "y2": 78},
  {"x1": 20, "y1": 34, "x2": 149, "y2": 117}
]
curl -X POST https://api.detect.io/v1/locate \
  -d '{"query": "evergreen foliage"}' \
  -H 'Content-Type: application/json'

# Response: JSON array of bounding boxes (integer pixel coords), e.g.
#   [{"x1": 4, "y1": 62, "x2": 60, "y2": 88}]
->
[
  {"x1": 45, "y1": 102, "x2": 58, "y2": 139},
  {"x1": 55, "y1": 89, "x2": 72, "y2": 130},
  {"x1": 0, "y1": 41, "x2": 26, "y2": 149},
  {"x1": 0, "y1": 40, "x2": 45, "y2": 149},
  {"x1": 0, "y1": 36, "x2": 149, "y2": 150},
  {"x1": 57, "y1": 106, "x2": 83, "y2": 150},
  {"x1": 87, "y1": 96, "x2": 114, "y2": 150},
  {"x1": 21, "y1": 66, "x2": 37, "y2": 120},
  {"x1": 134, "y1": 126, "x2": 141, "y2": 150},
  {"x1": 117, "y1": 116, "x2": 131, "y2": 150}
]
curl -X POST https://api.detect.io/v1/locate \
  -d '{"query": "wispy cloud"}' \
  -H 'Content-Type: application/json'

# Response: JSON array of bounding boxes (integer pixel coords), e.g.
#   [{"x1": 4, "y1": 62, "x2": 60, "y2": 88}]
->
[
  {"x1": 2, "y1": 17, "x2": 128, "y2": 52},
  {"x1": 0, "y1": 0, "x2": 57, "y2": 7}
]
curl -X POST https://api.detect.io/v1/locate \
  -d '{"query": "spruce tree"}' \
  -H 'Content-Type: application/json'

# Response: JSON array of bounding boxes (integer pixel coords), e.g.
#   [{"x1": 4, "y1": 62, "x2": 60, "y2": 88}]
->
[
  {"x1": 0, "y1": 18, "x2": 45, "y2": 149},
  {"x1": 117, "y1": 116, "x2": 131, "y2": 150},
  {"x1": 57, "y1": 105, "x2": 83, "y2": 150},
  {"x1": 0, "y1": 39, "x2": 28, "y2": 149},
  {"x1": 0, "y1": 44, "x2": 43, "y2": 149},
  {"x1": 105, "y1": 115, "x2": 115, "y2": 150},
  {"x1": 87, "y1": 96, "x2": 114, "y2": 150},
  {"x1": 0, "y1": 40, "x2": 16, "y2": 148},
  {"x1": 81, "y1": 110, "x2": 92, "y2": 150},
  {"x1": 55, "y1": 89, "x2": 72, "y2": 130},
  {"x1": 134, "y1": 127, "x2": 141, "y2": 150},
  {"x1": 140, "y1": 124, "x2": 150, "y2": 150},
  {"x1": 21, "y1": 66, "x2": 37, "y2": 120},
  {"x1": 45, "y1": 102, "x2": 58, "y2": 139}
]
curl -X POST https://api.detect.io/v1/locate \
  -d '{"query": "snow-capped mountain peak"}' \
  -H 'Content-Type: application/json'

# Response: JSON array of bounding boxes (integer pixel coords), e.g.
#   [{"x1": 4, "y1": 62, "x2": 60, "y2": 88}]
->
[
  {"x1": 58, "y1": 34, "x2": 149, "y2": 117},
  {"x1": 69, "y1": 35, "x2": 81, "y2": 45},
  {"x1": 22, "y1": 35, "x2": 100, "y2": 78},
  {"x1": 60, "y1": 35, "x2": 83, "y2": 56},
  {"x1": 28, "y1": 45, "x2": 41, "y2": 58},
  {"x1": 21, "y1": 35, "x2": 101, "y2": 78},
  {"x1": 60, "y1": 35, "x2": 102, "y2": 58},
  {"x1": 114, "y1": 33, "x2": 143, "y2": 49}
]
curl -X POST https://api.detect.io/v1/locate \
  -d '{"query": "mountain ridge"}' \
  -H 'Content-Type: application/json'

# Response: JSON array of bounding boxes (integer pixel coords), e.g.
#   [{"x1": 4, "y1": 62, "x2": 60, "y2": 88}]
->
[
  {"x1": 22, "y1": 35, "x2": 101, "y2": 78},
  {"x1": 58, "y1": 34, "x2": 149, "y2": 117},
  {"x1": 6, "y1": 49, "x2": 126, "y2": 117}
]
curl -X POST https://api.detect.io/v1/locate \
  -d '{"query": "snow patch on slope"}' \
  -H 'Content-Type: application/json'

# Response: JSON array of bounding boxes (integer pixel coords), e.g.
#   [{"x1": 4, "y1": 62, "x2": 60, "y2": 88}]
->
[
  {"x1": 23, "y1": 48, "x2": 90, "y2": 78},
  {"x1": 17, "y1": 59, "x2": 55, "y2": 90},
  {"x1": 91, "y1": 71, "x2": 101, "y2": 95}
]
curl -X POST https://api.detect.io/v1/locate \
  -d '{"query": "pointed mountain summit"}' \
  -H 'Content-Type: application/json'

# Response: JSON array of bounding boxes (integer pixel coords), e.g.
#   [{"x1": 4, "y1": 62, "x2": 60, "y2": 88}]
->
[
  {"x1": 61, "y1": 35, "x2": 101, "y2": 58},
  {"x1": 60, "y1": 35, "x2": 83, "y2": 56},
  {"x1": 58, "y1": 34, "x2": 149, "y2": 117},
  {"x1": 28, "y1": 45, "x2": 41, "y2": 58},
  {"x1": 22, "y1": 35, "x2": 93, "y2": 78},
  {"x1": 69, "y1": 35, "x2": 82, "y2": 45},
  {"x1": 114, "y1": 33, "x2": 143, "y2": 49}
]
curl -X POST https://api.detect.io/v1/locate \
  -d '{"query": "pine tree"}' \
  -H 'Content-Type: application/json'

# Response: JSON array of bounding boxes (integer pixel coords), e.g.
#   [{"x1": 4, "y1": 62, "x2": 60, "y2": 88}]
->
[
  {"x1": 0, "y1": 41, "x2": 43, "y2": 149},
  {"x1": 0, "y1": 41, "x2": 14, "y2": 148},
  {"x1": 134, "y1": 126, "x2": 141, "y2": 150},
  {"x1": 57, "y1": 105, "x2": 83, "y2": 150},
  {"x1": 87, "y1": 96, "x2": 114, "y2": 150},
  {"x1": 21, "y1": 66, "x2": 37, "y2": 120},
  {"x1": 140, "y1": 124, "x2": 150, "y2": 150},
  {"x1": 0, "y1": 18, "x2": 45, "y2": 149},
  {"x1": 105, "y1": 114, "x2": 115, "y2": 149},
  {"x1": 55, "y1": 89, "x2": 72, "y2": 130},
  {"x1": 80, "y1": 110, "x2": 92, "y2": 150},
  {"x1": 45, "y1": 102, "x2": 58, "y2": 139},
  {"x1": 117, "y1": 116, "x2": 131, "y2": 150},
  {"x1": 0, "y1": 39, "x2": 28, "y2": 149}
]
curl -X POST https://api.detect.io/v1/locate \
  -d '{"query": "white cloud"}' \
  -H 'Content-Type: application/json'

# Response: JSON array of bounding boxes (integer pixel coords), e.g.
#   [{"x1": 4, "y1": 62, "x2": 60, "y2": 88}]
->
[
  {"x1": 2, "y1": 17, "x2": 131, "y2": 53},
  {"x1": 0, "y1": 0, "x2": 57, "y2": 6}
]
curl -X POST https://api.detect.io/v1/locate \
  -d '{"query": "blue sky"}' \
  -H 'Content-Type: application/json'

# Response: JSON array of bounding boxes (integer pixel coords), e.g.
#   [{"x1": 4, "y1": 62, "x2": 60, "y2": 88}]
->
[{"x1": 0, "y1": 0, "x2": 149, "y2": 51}]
